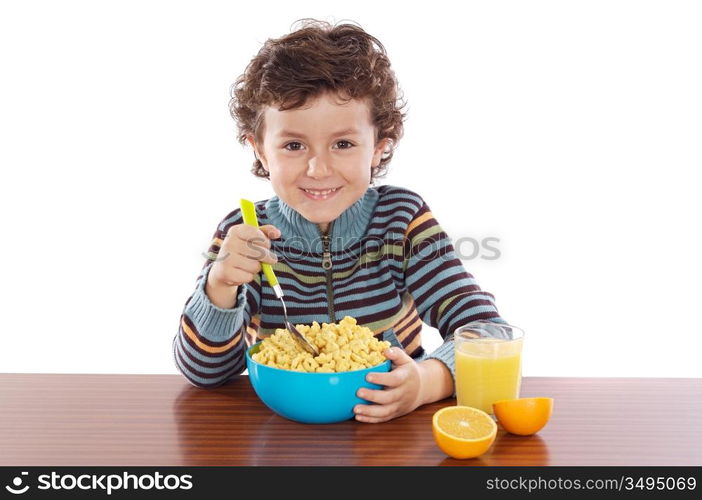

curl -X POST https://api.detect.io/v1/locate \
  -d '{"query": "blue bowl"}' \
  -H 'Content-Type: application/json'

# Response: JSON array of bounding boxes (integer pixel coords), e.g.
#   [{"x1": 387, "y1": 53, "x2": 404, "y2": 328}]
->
[{"x1": 245, "y1": 342, "x2": 391, "y2": 424}]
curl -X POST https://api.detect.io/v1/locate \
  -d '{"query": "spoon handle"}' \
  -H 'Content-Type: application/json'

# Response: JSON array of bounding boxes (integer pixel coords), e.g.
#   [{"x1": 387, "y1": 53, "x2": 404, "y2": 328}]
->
[{"x1": 240, "y1": 198, "x2": 280, "y2": 289}]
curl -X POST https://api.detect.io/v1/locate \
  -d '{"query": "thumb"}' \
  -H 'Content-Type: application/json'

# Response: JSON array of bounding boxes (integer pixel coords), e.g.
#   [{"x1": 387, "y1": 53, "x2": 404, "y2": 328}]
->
[
  {"x1": 384, "y1": 346, "x2": 412, "y2": 367},
  {"x1": 259, "y1": 225, "x2": 281, "y2": 239}
]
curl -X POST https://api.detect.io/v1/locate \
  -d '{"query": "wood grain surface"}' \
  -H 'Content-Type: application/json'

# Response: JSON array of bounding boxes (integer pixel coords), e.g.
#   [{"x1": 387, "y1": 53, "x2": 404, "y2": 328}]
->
[{"x1": 1, "y1": 374, "x2": 700, "y2": 466}]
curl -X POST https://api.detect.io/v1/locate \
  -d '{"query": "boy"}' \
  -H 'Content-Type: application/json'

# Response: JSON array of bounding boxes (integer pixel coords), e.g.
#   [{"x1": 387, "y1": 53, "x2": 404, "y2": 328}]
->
[{"x1": 173, "y1": 19, "x2": 507, "y2": 423}]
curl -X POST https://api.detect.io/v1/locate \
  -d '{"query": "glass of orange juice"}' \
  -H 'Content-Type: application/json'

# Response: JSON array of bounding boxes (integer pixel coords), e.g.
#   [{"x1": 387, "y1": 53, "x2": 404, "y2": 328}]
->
[{"x1": 454, "y1": 321, "x2": 524, "y2": 415}]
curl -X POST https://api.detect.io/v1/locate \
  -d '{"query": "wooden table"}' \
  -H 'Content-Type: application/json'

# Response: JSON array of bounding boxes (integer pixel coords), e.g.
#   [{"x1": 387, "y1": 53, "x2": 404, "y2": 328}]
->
[{"x1": 1, "y1": 375, "x2": 700, "y2": 466}]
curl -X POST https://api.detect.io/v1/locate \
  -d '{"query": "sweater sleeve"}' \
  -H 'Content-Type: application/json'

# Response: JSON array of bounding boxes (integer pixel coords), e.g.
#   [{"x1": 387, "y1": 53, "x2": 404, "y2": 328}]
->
[
  {"x1": 402, "y1": 196, "x2": 507, "y2": 393},
  {"x1": 172, "y1": 209, "x2": 261, "y2": 388}
]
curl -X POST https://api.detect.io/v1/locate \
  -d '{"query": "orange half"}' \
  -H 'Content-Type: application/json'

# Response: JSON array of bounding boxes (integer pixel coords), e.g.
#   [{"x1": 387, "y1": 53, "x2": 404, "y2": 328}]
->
[
  {"x1": 492, "y1": 397, "x2": 553, "y2": 435},
  {"x1": 432, "y1": 406, "x2": 497, "y2": 459}
]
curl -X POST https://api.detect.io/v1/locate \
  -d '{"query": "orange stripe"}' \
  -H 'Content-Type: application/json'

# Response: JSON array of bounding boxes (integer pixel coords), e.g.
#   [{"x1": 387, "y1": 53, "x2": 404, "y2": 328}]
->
[
  {"x1": 394, "y1": 308, "x2": 419, "y2": 334},
  {"x1": 405, "y1": 211, "x2": 434, "y2": 239},
  {"x1": 181, "y1": 316, "x2": 240, "y2": 354},
  {"x1": 373, "y1": 305, "x2": 409, "y2": 335},
  {"x1": 372, "y1": 290, "x2": 417, "y2": 335},
  {"x1": 246, "y1": 315, "x2": 261, "y2": 345},
  {"x1": 396, "y1": 316, "x2": 423, "y2": 343},
  {"x1": 404, "y1": 329, "x2": 423, "y2": 355}
]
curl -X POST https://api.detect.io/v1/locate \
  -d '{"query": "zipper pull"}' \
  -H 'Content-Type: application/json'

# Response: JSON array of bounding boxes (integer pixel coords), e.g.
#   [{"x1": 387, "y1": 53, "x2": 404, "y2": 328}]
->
[{"x1": 322, "y1": 235, "x2": 332, "y2": 270}]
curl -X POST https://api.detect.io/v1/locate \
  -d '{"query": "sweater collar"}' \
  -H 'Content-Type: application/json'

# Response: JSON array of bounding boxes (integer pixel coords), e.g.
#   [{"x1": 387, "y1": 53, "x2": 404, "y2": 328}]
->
[{"x1": 265, "y1": 187, "x2": 379, "y2": 252}]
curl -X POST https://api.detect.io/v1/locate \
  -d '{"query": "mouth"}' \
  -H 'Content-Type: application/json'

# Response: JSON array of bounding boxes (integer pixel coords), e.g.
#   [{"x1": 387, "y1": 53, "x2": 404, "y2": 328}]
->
[{"x1": 299, "y1": 186, "x2": 342, "y2": 201}]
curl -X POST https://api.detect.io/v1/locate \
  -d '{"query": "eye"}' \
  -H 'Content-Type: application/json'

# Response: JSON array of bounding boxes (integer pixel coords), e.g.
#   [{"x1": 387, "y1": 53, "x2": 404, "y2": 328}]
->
[
  {"x1": 283, "y1": 140, "x2": 355, "y2": 151},
  {"x1": 284, "y1": 142, "x2": 303, "y2": 151}
]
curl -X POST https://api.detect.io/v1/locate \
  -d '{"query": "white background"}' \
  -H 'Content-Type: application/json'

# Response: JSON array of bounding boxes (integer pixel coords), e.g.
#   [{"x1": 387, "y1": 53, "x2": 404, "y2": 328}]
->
[{"x1": 1, "y1": 0, "x2": 700, "y2": 377}]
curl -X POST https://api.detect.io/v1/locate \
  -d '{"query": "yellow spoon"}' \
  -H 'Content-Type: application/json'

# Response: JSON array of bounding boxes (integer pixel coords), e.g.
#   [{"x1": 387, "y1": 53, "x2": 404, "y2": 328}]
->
[{"x1": 240, "y1": 198, "x2": 320, "y2": 357}]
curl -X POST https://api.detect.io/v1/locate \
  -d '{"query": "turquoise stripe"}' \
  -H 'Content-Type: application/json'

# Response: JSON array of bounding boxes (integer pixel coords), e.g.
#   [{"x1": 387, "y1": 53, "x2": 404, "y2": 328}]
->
[
  {"x1": 377, "y1": 191, "x2": 423, "y2": 207},
  {"x1": 333, "y1": 274, "x2": 395, "y2": 295},
  {"x1": 176, "y1": 354, "x2": 244, "y2": 387},
  {"x1": 273, "y1": 244, "x2": 401, "y2": 274},
  {"x1": 218, "y1": 213, "x2": 244, "y2": 232},
  {"x1": 438, "y1": 302, "x2": 499, "y2": 332},
  {"x1": 333, "y1": 281, "x2": 397, "y2": 305},
  {"x1": 271, "y1": 260, "x2": 334, "y2": 274},
  {"x1": 404, "y1": 239, "x2": 458, "y2": 286},
  {"x1": 175, "y1": 339, "x2": 244, "y2": 379},
  {"x1": 365, "y1": 223, "x2": 408, "y2": 239},
  {"x1": 269, "y1": 225, "x2": 414, "y2": 270},
  {"x1": 333, "y1": 295, "x2": 402, "y2": 319},
  {"x1": 176, "y1": 331, "x2": 244, "y2": 366},
  {"x1": 269, "y1": 277, "x2": 395, "y2": 303},
  {"x1": 261, "y1": 294, "x2": 401, "y2": 326},
  {"x1": 442, "y1": 292, "x2": 497, "y2": 320},
  {"x1": 260, "y1": 293, "x2": 326, "y2": 307},
  {"x1": 372, "y1": 200, "x2": 419, "y2": 217},
  {"x1": 272, "y1": 279, "x2": 327, "y2": 297},
  {"x1": 275, "y1": 272, "x2": 395, "y2": 298},
  {"x1": 262, "y1": 282, "x2": 396, "y2": 310},
  {"x1": 185, "y1": 281, "x2": 246, "y2": 342},
  {"x1": 409, "y1": 267, "x2": 478, "y2": 306}
]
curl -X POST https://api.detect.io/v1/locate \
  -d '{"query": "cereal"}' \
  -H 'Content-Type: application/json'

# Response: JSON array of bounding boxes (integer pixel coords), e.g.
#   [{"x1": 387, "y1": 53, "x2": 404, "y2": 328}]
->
[{"x1": 251, "y1": 316, "x2": 391, "y2": 372}]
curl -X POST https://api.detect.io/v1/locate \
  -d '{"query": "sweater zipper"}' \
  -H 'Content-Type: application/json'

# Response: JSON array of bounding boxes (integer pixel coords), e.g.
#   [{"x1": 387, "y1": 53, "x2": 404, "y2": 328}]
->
[{"x1": 319, "y1": 221, "x2": 336, "y2": 323}]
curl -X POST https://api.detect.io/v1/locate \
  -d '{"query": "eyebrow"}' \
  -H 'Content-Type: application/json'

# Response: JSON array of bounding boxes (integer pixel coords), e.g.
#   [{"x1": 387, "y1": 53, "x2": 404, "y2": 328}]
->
[{"x1": 276, "y1": 128, "x2": 361, "y2": 139}]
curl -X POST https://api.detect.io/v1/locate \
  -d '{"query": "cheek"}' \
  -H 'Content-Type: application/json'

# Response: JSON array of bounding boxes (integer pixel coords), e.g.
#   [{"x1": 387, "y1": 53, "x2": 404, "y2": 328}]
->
[
  {"x1": 268, "y1": 162, "x2": 300, "y2": 184},
  {"x1": 348, "y1": 164, "x2": 372, "y2": 185}
]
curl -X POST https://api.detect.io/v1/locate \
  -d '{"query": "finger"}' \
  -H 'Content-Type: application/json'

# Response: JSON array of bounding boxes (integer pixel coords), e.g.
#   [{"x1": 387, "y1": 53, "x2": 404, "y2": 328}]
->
[
  {"x1": 246, "y1": 232, "x2": 272, "y2": 250},
  {"x1": 365, "y1": 367, "x2": 408, "y2": 389},
  {"x1": 241, "y1": 244, "x2": 278, "y2": 265},
  {"x1": 227, "y1": 268, "x2": 256, "y2": 285},
  {"x1": 246, "y1": 225, "x2": 281, "y2": 247},
  {"x1": 259, "y1": 224, "x2": 281, "y2": 239},
  {"x1": 356, "y1": 386, "x2": 400, "y2": 406},
  {"x1": 355, "y1": 413, "x2": 391, "y2": 424},
  {"x1": 228, "y1": 254, "x2": 262, "y2": 275},
  {"x1": 235, "y1": 240, "x2": 278, "y2": 264},
  {"x1": 213, "y1": 266, "x2": 254, "y2": 287},
  {"x1": 242, "y1": 234, "x2": 280, "y2": 264},
  {"x1": 261, "y1": 250, "x2": 279, "y2": 265},
  {"x1": 231, "y1": 224, "x2": 272, "y2": 249},
  {"x1": 383, "y1": 346, "x2": 414, "y2": 367},
  {"x1": 354, "y1": 401, "x2": 396, "y2": 421}
]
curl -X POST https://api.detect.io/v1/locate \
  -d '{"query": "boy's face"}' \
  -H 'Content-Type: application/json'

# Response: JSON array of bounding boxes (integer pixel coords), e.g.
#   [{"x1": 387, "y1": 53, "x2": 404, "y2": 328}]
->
[{"x1": 248, "y1": 91, "x2": 389, "y2": 233}]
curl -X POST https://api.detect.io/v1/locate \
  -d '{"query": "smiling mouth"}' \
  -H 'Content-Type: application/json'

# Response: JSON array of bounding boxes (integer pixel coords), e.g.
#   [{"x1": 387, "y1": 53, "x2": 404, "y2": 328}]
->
[
  {"x1": 300, "y1": 186, "x2": 342, "y2": 200},
  {"x1": 300, "y1": 187, "x2": 341, "y2": 194}
]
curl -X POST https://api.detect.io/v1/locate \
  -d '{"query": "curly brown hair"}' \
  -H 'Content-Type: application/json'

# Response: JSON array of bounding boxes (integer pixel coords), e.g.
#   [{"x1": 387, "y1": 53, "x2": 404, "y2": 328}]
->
[{"x1": 229, "y1": 18, "x2": 408, "y2": 181}]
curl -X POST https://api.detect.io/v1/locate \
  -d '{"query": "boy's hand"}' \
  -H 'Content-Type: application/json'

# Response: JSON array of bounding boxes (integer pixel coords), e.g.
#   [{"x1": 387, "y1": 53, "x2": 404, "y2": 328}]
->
[
  {"x1": 352, "y1": 347, "x2": 425, "y2": 423},
  {"x1": 205, "y1": 224, "x2": 280, "y2": 308}
]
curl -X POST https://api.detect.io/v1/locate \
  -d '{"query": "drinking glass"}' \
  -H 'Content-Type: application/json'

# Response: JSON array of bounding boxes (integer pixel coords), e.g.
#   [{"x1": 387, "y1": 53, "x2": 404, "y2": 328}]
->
[{"x1": 454, "y1": 321, "x2": 525, "y2": 415}]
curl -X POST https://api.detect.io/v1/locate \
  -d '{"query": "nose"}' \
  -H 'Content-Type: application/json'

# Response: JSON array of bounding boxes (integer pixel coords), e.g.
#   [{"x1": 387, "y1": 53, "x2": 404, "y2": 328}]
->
[{"x1": 306, "y1": 155, "x2": 332, "y2": 179}]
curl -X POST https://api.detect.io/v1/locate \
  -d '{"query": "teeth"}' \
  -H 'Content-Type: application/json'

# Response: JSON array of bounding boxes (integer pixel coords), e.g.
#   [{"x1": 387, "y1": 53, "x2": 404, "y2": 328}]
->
[{"x1": 304, "y1": 187, "x2": 338, "y2": 195}]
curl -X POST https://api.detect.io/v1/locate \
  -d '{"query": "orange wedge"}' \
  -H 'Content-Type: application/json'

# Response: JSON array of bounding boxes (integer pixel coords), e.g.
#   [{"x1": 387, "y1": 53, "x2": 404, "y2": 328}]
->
[
  {"x1": 492, "y1": 397, "x2": 553, "y2": 435},
  {"x1": 432, "y1": 406, "x2": 497, "y2": 459}
]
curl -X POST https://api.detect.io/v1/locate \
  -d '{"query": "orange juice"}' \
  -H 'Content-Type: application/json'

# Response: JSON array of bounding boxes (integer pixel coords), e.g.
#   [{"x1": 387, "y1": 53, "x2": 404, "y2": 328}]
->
[{"x1": 455, "y1": 337, "x2": 523, "y2": 414}]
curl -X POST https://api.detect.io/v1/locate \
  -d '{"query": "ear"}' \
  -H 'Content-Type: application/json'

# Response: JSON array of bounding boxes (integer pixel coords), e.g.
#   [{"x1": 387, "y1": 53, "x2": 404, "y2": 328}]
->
[
  {"x1": 371, "y1": 138, "x2": 391, "y2": 168},
  {"x1": 247, "y1": 135, "x2": 267, "y2": 169},
  {"x1": 246, "y1": 135, "x2": 259, "y2": 156}
]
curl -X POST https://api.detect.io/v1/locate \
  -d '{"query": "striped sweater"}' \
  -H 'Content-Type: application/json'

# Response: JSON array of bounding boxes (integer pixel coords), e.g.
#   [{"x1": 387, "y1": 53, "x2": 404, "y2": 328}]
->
[{"x1": 173, "y1": 184, "x2": 506, "y2": 389}]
